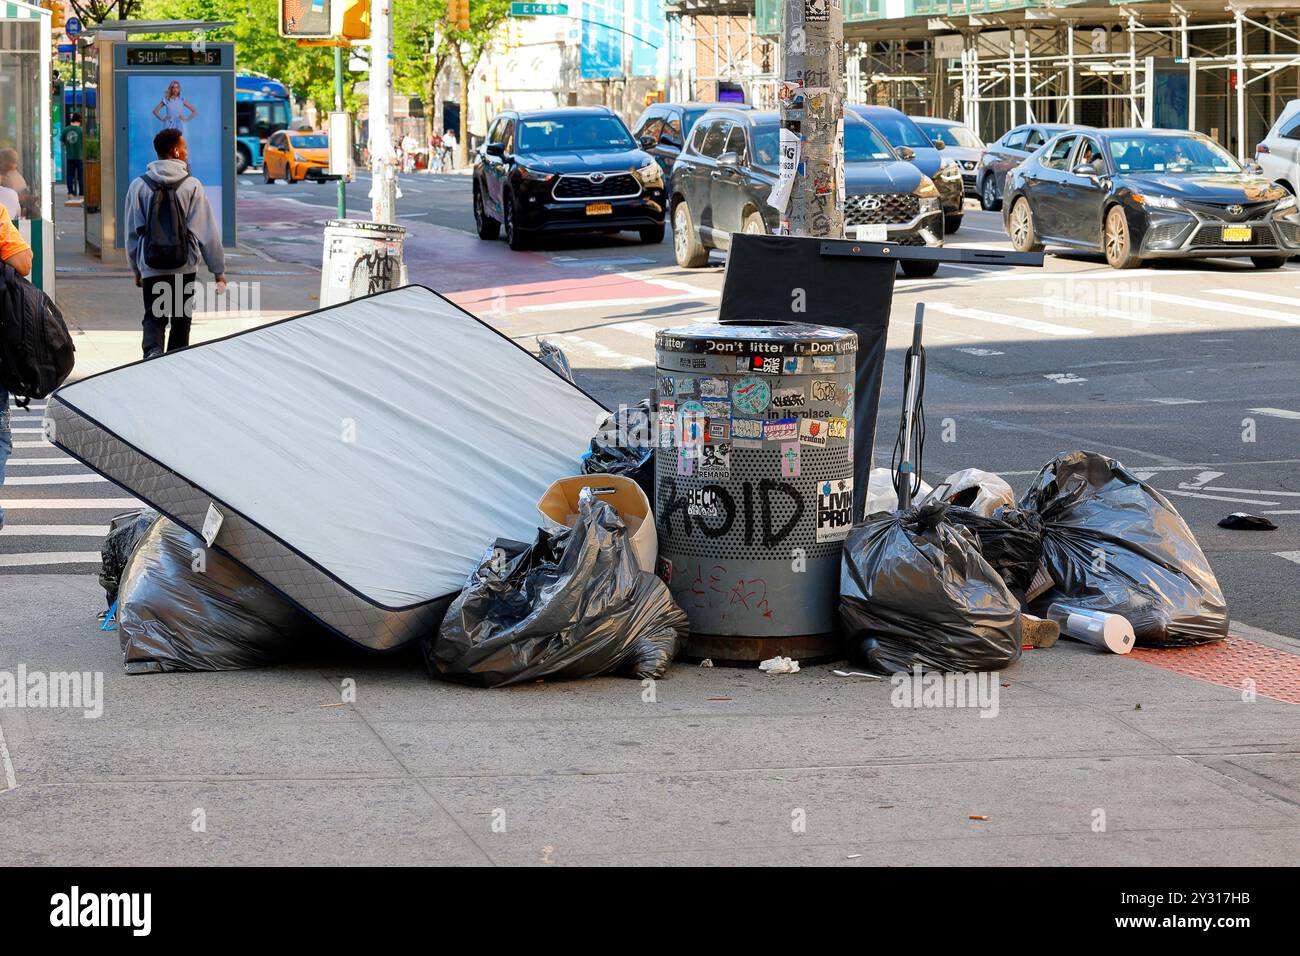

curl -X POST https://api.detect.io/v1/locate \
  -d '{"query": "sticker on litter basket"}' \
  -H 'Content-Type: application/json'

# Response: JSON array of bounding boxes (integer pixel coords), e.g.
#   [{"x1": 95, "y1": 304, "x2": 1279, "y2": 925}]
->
[
  {"x1": 686, "y1": 488, "x2": 725, "y2": 519},
  {"x1": 782, "y1": 356, "x2": 803, "y2": 374},
  {"x1": 764, "y1": 418, "x2": 798, "y2": 441},
  {"x1": 811, "y1": 380, "x2": 842, "y2": 404},
  {"x1": 657, "y1": 374, "x2": 675, "y2": 398},
  {"x1": 706, "y1": 419, "x2": 729, "y2": 442},
  {"x1": 741, "y1": 355, "x2": 784, "y2": 375},
  {"x1": 702, "y1": 399, "x2": 732, "y2": 422},
  {"x1": 731, "y1": 417, "x2": 765, "y2": 447},
  {"x1": 816, "y1": 478, "x2": 854, "y2": 543},
  {"x1": 699, "y1": 377, "x2": 728, "y2": 398},
  {"x1": 771, "y1": 386, "x2": 806, "y2": 411},
  {"x1": 698, "y1": 443, "x2": 732, "y2": 480},
  {"x1": 677, "y1": 447, "x2": 696, "y2": 476},
  {"x1": 780, "y1": 442, "x2": 801, "y2": 478},
  {"x1": 675, "y1": 376, "x2": 697, "y2": 396},
  {"x1": 678, "y1": 400, "x2": 707, "y2": 447},
  {"x1": 656, "y1": 556, "x2": 673, "y2": 584},
  {"x1": 828, "y1": 417, "x2": 849, "y2": 439},
  {"x1": 800, "y1": 417, "x2": 828, "y2": 448},
  {"x1": 732, "y1": 376, "x2": 773, "y2": 415},
  {"x1": 657, "y1": 401, "x2": 676, "y2": 447},
  {"x1": 812, "y1": 356, "x2": 837, "y2": 373}
]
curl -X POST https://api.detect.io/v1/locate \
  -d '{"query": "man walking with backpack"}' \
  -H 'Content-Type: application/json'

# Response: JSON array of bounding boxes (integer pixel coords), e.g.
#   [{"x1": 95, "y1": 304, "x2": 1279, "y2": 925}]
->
[
  {"x1": 124, "y1": 128, "x2": 226, "y2": 358},
  {"x1": 0, "y1": 215, "x2": 33, "y2": 530}
]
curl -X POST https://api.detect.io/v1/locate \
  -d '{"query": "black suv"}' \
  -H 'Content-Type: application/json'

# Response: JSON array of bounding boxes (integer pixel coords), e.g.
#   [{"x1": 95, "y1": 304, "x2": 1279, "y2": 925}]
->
[
  {"x1": 472, "y1": 106, "x2": 667, "y2": 250},
  {"x1": 670, "y1": 108, "x2": 945, "y2": 276},
  {"x1": 631, "y1": 101, "x2": 753, "y2": 187}
]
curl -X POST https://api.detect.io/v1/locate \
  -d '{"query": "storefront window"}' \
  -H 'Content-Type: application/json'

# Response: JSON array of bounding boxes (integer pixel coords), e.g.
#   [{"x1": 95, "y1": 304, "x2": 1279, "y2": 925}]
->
[{"x1": 0, "y1": 20, "x2": 42, "y2": 221}]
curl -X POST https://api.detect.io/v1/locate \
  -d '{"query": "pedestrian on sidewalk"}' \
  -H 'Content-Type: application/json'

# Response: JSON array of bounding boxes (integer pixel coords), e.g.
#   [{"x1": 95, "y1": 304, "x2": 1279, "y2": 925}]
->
[
  {"x1": 124, "y1": 128, "x2": 227, "y2": 359},
  {"x1": 0, "y1": 215, "x2": 33, "y2": 530},
  {"x1": 61, "y1": 113, "x2": 85, "y2": 203},
  {"x1": 442, "y1": 128, "x2": 457, "y2": 170}
]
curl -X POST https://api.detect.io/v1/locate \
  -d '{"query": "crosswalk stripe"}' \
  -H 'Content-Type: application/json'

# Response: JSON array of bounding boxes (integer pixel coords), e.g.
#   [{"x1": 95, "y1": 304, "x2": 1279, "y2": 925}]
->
[
  {"x1": 0, "y1": 525, "x2": 107, "y2": 536},
  {"x1": 0, "y1": 552, "x2": 102, "y2": 568},
  {"x1": 1206, "y1": 288, "x2": 1300, "y2": 310},
  {"x1": 1248, "y1": 407, "x2": 1300, "y2": 420},
  {"x1": 1119, "y1": 290, "x2": 1300, "y2": 325},
  {"x1": 4, "y1": 474, "x2": 108, "y2": 485},
  {"x1": 925, "y1": 301, "x2": 1091, "y2": 337},
  {"x1": 546, "y1": 333, "x2": 654, "y2": 369},
  {"x1": 609, "y1": 320, "x2": 665, "y2": 341},
  {"x1": 1014, "y1": 296, "x2": 1203, "y2": 329},
  {"x1": 0, "y1": 498, "x2": 143, "y2": 510}
]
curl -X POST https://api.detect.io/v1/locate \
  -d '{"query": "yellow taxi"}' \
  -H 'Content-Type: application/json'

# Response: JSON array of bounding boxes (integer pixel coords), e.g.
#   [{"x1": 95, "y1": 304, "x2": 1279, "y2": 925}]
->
[{"x1": 263, "y1": 129, "x2": 331, "y2": 183}]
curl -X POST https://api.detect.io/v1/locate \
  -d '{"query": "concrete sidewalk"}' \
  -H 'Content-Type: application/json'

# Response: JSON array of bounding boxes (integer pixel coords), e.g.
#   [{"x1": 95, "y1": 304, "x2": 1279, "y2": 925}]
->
[
  {"x1": 0, "y1": 572, "x2": 1296, "y2": 865},
  {"x1": 51, "y1": 184, "x2": 321, "y2": 378}
]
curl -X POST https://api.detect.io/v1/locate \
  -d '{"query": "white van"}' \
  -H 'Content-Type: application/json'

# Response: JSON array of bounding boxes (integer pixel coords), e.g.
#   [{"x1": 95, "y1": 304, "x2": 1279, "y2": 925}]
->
[{"x1": 1256, "y1": 100, "x2": 1300, "y2": 192}]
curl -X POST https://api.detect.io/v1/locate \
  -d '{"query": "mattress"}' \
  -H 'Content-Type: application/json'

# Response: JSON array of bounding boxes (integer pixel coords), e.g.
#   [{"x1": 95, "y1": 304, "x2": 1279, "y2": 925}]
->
[{"x1": 45, "y1": 285, "x2": 607, "y2": 650}]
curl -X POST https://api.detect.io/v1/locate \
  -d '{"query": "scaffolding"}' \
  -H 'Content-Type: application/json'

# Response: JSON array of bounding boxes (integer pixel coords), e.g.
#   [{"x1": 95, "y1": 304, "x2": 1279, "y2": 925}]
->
[{"x1": 665, "y1": 0, "x2": 779, "y2": 105}]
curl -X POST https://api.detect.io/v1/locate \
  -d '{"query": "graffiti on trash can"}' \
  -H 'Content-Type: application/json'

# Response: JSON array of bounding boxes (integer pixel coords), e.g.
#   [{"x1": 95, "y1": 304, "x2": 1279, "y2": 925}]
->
[
  {"x1": 659, "y1": 475, "x2": 804, "y2": 548},
  {"x1": 683, "y1": 560, "x2": 775, "y2": 622},
  {"x1": 349, "y1": 245, "x2": 399, "y2": 296}
]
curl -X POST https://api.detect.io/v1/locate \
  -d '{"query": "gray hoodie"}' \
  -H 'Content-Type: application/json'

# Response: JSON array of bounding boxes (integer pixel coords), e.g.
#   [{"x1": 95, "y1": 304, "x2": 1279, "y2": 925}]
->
[{"x1": 124, "y1": 159, "x2": 225, "y2": 279}]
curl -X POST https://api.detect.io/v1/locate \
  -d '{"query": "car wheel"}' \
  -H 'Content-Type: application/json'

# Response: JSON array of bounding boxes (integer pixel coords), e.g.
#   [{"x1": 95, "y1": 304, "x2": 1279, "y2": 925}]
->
[
  {"x1": 1251, "y1": 255, "x2": 1287, "y2": 269},
  {"x1": 1103, "y1": 205, "x2": 1142, "y2": 269},
  {"x1": 672, "y1": 201, "x2": 710, "y2": 268},
  {"x1": 900, "y1": 260, "x2": 940, "y2": 278},
  {"x1": 944, "y1": 213, "x2": 963, "y2": 234},
  {"x1": 473, "y1": 184, "x2": 499, "y2": 240},
  {"x1": 503, "y1": 193, "x2": 530, "y2": 251},
  {"x1": 1008, "y1": 197, "x2": 1043, "y2": 253},
  {"x1": 235, "y1": 147, "x2": 250, "y2": 175},
  {"x1": 263, "y1": 162, "x2": 275, "y2": 185},
  {"x1": 980, "y1": 175, "x2": 1001, "y2": 211},
  {"x1": 639, "y1": 223, "x2": 666, "y2": 244},
  {"x1": 742, "y1": 210, "x2": 767, "y2": 236}
]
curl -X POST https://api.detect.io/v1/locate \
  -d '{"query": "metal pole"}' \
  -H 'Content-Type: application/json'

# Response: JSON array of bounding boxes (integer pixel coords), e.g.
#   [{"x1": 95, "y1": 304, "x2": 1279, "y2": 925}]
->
[
  {"x1": 779, "y1": 0, "x2": 844, "y2": 238},
  {"x1": 1236, "y1": 9, "x2": 1247, "y2": 160},
  {"x1": 335, "y1": 45, "x2": 346, "y2": 219},
  {"x1": 1067, "y1": 22, "x2": 1075, "y2": 124},
  {"x1": 369, "y1": 0, "x2": 396, "y2": 223}
]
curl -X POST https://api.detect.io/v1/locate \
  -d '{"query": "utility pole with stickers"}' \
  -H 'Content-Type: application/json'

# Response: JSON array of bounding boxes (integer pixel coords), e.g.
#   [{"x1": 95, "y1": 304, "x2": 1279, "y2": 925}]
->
[{"x1": 775, "y1": 0, "x2": 845, "y2": 238}]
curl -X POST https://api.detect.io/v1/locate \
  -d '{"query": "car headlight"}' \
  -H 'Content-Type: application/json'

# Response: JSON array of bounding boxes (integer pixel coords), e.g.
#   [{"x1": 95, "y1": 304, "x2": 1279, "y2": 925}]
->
[
  {"x1": 294, "y1": 153, "x2": 306, "y2": 161},
  {"x1": 939, "y1": 161, "x2": 962, "y2": 180},
  {"x1": 1133, "y1": 193, "x2": 1181, "y2": 210},
  {"x1": 914, "y1": 177, "x2": 939, "y2": 199},
  {"x1": 517, "y1": 165, "x2": 555, "y2": 182},
  {"x1": 1274, "y1": 194, "x2": 1297, "y2": 212},
  {"x1": 632, "y1": 159, "x2": 663, "y2": 187}
]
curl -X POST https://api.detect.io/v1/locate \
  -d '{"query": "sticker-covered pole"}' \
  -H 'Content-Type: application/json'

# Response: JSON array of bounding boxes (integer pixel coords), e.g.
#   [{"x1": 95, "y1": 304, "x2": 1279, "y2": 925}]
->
[
  {"x1": 776, "y1": 0, "x2": 845, "y2": 239},
  {"x1": 369, "y1": 0, "x2": 397, "y2": 224}
]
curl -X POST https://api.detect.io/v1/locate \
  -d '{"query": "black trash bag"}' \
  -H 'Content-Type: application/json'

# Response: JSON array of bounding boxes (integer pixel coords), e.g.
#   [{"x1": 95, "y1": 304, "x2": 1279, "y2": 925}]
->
[
  {"x1": 946, "y1": 505, "x2": 1044, "y2": 595},
  {"x1": 99, "y1": 507, "x2": 158, "y2": 606},
  {"x1": 1020, "y1": 450, "x2": 1228, "y2": 647},
  {"x1": 117, "y1": 517, "x2": 322, "y2": 673},
  {"x1": 581, "y1": 398, "x2": 654, "y2": 505},
  {"x1": 839, "y1": 500, "x2": 1023, "y2": 674},
  {"x1": 425, "y1": 492, "x2": 689, "y2": 687}
]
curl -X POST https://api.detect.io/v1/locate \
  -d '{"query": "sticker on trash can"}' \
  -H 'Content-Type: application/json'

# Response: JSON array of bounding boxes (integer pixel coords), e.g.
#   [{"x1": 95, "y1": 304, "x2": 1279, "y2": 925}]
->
[
  {"x1": 771, "y1": 386, "x2": 806, "y2": 411},
  {"x1": 780, "y1": 442, "x2": 801, "y2": 477},
  {"x1": 699, "y1": 377, "x2": 728, "y2": 398},
  {"x1": 678, "y1": 401, "x2": 707, "y2": 446},
  {"x1": 764, "y1": 418, "x2": 798, "y2": 441},
  {"x1": 731, "y1": 417, "x2": 764, "y2": 447},
  {"x1": 677, "y1": 448, "x2": 696, "y2": 476},
  {"x1": 740, "y1": 356, "x2": 784, "y2": 375},
  {"x1": 675, "y1": 376, "x2": 697, "y2": 395},
  {"x1": 816, "y1": 478, "x2": 854, "y2": 542},
  {"x1": 702, "y1": 399, "x2": 731, "y2": 421},
  {"x1": 828, "y1": 417, "x2": 849, "y2": 439},
  {"x1": 782, "y1": 356, "x2": 803, "y2": 374},
  {"x1": 811, "y1": 380, "x2": 842, "y2": 404},
  {"x1": 698, "y1": 443, "x2": 731, "y2": 479},
  {"x1": 812, "y1": 356, "x2": 837, "y2": 373},
  {"x1": 732, "y1": 376, "x2": 773, "y2": 415},
  {"x1": 657, "y1": 374, "x2": 675, "y2": 397},
  {"x1": 800, "y1": 417, "x2": 828, "y2": 447},
  {"x1": 657, "y1": 401, "x2": 676, "y2": 447},
  {"x1": 686, "y1": 488, "x2": 725, "y2": 519},
  {"x1": 706, "y1": 419, "x2": 729, "y2": 441}
]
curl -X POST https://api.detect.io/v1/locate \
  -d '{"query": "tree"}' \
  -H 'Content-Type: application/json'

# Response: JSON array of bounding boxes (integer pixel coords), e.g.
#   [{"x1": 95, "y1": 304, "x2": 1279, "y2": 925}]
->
[
  {"x1": 444, "y1": 0, "x2": 515, "y2": 167},
  {"x1": 394, "y1": 0, "x2": 451, "y2": 143},
  {"x1": 68, "y1": 0, "x2": 146, "y2": 24}
]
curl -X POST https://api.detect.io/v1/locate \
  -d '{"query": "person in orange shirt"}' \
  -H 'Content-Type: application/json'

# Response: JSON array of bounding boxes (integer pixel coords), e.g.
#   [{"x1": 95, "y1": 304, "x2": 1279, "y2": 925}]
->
[{"x1": 0, "y1": 214, "x2": 32, "y2": 529}]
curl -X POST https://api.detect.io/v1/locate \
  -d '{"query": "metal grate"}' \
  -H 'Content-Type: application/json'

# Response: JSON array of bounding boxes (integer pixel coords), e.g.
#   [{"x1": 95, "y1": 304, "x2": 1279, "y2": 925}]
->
[
  {"x1": 1143, "y1": 222, "x2": 1191, "y2": 246},
  {"x1": 1183, "y1": 200, "x2": 1274, "y2": 222},
  {"x1": 553, "y1": 173, "x2": 640, "y2": 200},
  {"x1": 844, "y1": 192, "x2": 920, "y2": 226}
]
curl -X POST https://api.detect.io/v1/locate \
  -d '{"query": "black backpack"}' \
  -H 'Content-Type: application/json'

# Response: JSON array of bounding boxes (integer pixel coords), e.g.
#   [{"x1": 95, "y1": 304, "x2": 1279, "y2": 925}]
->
[
  {"x1": 0, "y1": 262, "x2": 75, "y2": 407},
  {"x1": 140, "y1": 173, "x2": 193, "y2": 271}
]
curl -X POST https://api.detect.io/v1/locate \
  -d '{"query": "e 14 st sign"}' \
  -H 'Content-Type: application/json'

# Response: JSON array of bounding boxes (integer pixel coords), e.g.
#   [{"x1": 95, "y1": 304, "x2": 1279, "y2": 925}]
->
[{"x1": 510, "y1": 2, "x2": 569, "y2": 14}]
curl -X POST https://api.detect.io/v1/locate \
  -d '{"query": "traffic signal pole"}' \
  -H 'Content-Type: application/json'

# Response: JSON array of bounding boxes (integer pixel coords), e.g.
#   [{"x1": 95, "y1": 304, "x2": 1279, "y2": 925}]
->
[
  {"x1": 369, "y1": 0, "x2": 397, "y2": 223},
  {"x1": 777, "y1": 0, "x2": 845, "y2": 239}
]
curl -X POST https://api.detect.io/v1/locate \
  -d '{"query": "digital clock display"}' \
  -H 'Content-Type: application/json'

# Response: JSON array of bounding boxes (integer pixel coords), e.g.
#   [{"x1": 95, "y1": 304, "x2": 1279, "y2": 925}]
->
[{"x1": 125, "y1": 47, "x2": 223, "y2": 67}]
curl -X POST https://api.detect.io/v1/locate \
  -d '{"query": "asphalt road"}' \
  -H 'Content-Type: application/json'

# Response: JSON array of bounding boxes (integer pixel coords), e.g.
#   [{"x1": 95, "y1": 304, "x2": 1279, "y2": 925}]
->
[{"x1": 6, "y1": 170, "x2": 1299, "y2": 639}]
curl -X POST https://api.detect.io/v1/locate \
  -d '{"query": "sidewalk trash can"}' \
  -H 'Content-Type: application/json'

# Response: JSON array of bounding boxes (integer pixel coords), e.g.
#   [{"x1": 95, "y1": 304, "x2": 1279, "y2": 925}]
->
[
  {"x1": 319, "y1": 219, "x2": 407, "y2": 306},
  {"x1": 654, "y1": 322, "x2": 858, "y2": 663}
]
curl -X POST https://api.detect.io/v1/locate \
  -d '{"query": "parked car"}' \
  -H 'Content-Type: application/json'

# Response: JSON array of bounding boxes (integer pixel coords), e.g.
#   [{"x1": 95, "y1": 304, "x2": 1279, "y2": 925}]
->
[
  {"x1": 1255, "y1": 99, "x2": 1300, "y2": 195},
  {"x1": 471, "y1": 106, "x2": 667, "y2": 250},
  {"x1": 1003, "y1": 127, "x2": 1297, "y2": 269},
  {"x1": 913, "y1": 117, "x2": 984, "y2": 196},
  {"x1": 669, "y1": 108, "x2": 944, "y2": 277},
  {"x1": 631, "y1": 101, "x2": 753, "y2": 186},
  {"x1": 262, "y1": 130, "x2": 330, "y2": 183},
  {"x1": 977, "y1": 122, "x2": 1082, "y2": 211},
  {"x1": 848, "y1": 104, "x2": 965, "y2": 233}
]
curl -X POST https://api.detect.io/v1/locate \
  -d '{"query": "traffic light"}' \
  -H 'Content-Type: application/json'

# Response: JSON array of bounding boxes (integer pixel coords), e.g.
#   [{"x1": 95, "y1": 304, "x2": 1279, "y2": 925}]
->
[
  {"x1": 449, "y1": 0, "x2": 470, "y2": 32},
  {"x1": 331, "y1": 0, "x2": 370, "y2": 41},
  {"x1": 43, "y1": 0, "x2": 66, "y2": 32}
]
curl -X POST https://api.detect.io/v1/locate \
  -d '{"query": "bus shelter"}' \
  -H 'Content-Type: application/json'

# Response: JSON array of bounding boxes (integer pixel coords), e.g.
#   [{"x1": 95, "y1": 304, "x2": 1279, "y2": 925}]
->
[{"x1": 0, "y1": 0, "x2": 54, "y2": 292}]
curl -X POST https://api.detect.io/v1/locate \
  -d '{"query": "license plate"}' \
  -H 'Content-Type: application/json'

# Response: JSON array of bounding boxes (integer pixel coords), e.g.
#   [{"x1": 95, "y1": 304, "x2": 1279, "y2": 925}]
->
[
  {"x1": 1222, "y1": 226, "x2": 1253, "y2": 242},
  {"x1": 586, "y1": 203, "x2": 613, "y2": 216},
  {"x1": 850, "y1": 224, "x2": 888, "y2": 242}
]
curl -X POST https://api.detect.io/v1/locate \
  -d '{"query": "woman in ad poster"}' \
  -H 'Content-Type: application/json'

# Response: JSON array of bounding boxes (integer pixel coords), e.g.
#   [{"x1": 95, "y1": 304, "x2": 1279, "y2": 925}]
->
[{"x1": 152, "y1": 80, "x2": 198, "y2": 131}]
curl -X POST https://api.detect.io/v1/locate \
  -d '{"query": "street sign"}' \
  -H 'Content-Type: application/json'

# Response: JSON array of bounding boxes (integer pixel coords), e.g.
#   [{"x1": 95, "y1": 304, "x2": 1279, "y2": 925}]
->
[
  {"x1": 57, "y1": 43, "x2": 75, "y2": 53},
  {"x1": 65, "y1": 16, "x2": 82, "y2": 39},
  {"x1": 510, "y1": 2, "x2": 568, "y2": 15}
]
